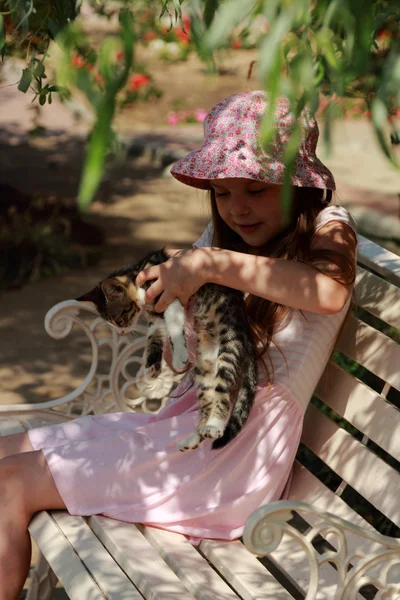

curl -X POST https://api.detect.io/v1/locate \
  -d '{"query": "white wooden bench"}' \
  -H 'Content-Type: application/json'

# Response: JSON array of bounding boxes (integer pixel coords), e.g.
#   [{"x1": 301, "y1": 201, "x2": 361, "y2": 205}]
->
[{"x1": 1, "y1": 234, "x2": 400, "y2": 600}]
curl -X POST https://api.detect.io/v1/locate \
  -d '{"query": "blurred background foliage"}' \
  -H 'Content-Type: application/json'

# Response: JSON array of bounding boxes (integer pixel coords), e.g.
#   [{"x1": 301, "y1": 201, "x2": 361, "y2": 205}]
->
[{"x1": 0, "y1": 0, "x2": 399, "y2": 210}]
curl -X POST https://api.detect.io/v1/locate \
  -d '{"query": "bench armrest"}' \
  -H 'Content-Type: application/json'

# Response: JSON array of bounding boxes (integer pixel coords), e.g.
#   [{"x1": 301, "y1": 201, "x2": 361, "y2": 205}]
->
[
  {"x1": 243, "y1": 499, "x2": 400, "y2": 599},
  {"x1": 0, "y1": 300, "x2": 177, "y2": 422}
]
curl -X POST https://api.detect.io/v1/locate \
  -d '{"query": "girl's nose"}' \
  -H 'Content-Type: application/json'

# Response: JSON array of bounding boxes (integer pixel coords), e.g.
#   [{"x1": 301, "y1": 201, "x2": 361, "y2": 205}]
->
[{"x1": 229, "y1": 194, "x2": 250, "y2": 216}]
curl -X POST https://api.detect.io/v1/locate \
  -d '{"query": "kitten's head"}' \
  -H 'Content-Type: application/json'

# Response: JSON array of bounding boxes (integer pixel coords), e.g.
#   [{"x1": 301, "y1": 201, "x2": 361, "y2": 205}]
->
[{"x1": 76, "y1": 276, "x2": 145, "y2": 334}]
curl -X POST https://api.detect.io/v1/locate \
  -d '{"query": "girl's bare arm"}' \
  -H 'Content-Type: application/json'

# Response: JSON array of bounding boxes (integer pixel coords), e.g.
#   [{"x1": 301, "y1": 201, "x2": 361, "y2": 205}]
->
[{"x1": 136, "y1": 221, "x2": 357, "y2": 314}]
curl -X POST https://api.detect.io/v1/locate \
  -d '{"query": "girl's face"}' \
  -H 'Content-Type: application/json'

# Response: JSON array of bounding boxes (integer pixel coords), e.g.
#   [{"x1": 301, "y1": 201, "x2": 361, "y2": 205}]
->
[{"x1": 211, "y1": 178, "x2": 285, "y2": 247}]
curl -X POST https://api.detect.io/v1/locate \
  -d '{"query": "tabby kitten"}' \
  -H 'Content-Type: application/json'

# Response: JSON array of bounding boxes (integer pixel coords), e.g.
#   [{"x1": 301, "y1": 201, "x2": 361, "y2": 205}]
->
[{"x1": 77, "y1": 249, "x2": 258, "y2": 451}]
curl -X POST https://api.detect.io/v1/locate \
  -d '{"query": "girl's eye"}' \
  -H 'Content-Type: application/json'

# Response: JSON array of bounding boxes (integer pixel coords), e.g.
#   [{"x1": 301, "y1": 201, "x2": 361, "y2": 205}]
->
[
  {"x1": 248, "y1": 189, "x2": 265, "y2": 195},
  {"x1": 215, "y1": 191, "x2": 229, "y2": 197}
]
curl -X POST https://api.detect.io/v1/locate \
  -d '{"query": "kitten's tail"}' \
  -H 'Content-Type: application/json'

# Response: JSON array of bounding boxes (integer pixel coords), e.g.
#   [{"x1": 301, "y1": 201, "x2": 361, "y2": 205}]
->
[{"x1": 212, "y1": 359, "x2": 258, "y2": 450}]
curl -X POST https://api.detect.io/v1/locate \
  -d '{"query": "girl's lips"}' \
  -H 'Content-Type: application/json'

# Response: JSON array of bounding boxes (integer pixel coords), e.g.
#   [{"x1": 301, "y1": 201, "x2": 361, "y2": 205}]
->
[{"x1": 236, "y1": 223, "x2": 262, "y2": 233}]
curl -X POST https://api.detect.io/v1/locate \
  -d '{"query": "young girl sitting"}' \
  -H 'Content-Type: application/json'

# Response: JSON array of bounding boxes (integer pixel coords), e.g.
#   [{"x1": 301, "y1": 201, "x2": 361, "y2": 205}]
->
[{"x1": 0, "y1": 90, "x2": 357, "y2": 599}]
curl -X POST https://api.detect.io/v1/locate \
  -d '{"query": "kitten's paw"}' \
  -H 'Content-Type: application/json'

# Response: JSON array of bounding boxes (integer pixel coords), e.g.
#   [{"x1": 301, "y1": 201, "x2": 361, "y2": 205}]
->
[
  {"x1": 144, "y1": 363, "x2": 162, "y2": 379},
  {"x1": 178, "y1": 432, "x2": 202, "y2": 452},
  {"x1": 145, "y1": 362, "x2": 161, "y2": 379},
  {"x1": 200, "y1": 418, "x2": 225, "y2": 440},
  {"x1": 172, "y1": 345, "x2": 189, "y2": 373}
]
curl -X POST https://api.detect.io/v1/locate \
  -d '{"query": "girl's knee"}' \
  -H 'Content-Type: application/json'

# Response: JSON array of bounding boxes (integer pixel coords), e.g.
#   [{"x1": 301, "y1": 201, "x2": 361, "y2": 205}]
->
[
  {"x1": 0, "y1": 451, "x2": 66, "y2": 518},
  {"x1": 0, "y1": 430, "x2": 34, "y2": 460}
]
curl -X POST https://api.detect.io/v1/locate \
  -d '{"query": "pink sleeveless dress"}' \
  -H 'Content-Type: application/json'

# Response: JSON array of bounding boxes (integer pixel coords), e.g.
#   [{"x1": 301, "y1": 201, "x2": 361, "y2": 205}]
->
[{"x1": 28, "y1": 206, "x2": 357, "y2": 542}]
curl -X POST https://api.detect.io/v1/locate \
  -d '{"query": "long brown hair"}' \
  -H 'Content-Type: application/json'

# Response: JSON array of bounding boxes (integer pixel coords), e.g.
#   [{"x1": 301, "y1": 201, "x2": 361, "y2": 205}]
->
[{"x1": 210, "y1": 186, "x2": 356, "y2": 369}]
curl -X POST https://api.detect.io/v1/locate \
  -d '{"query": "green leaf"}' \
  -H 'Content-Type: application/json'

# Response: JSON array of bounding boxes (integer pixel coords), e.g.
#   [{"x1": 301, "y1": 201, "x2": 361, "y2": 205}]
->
[
  {"x1": 18, "y1": 69, "x2": 33, "y2": 93},
  {"x1": 205, "y1": 0, "x2": 257, "y2": 49},
  {"x1": 0, "y1": 14, "x2": 5, "y2": 52},
  {"x1": 78, "y1": 101, "x2": 114, "y2": 211},
  {"x1": 33, "y1": 61, "x2": 46, "y2": 78},
  {"x1": 203, "y1": 0, "x2": 220, "y2": 28},
  {"x1": 172, "y1": 0, "x2": 184, "y2": 22}
]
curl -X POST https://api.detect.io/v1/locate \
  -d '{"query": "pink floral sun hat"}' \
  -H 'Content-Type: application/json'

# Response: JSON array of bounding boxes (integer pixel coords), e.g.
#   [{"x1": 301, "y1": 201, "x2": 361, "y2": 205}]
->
[{"x1": 170, "y1": 90, "x2": 336, "y2": 191}]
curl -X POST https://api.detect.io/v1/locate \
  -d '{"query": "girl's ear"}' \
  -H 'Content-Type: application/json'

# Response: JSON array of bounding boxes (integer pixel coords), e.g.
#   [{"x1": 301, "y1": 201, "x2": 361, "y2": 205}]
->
[
  {"x1": 100, "y1": 278, "x2": 126, "y2": 300},
  {"x1": 76, "y1": 287, "x2": 100, "y2": 303}
]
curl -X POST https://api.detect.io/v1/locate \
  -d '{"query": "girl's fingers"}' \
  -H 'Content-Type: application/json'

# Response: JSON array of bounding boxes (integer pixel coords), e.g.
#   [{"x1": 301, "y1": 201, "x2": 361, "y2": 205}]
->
[
  {"x1": 136, "y1": 266, "x2": 158, "y2": 287},
  {"x1": 154, "y1": 291, "x2": 176, "y2": 313},
  {"x1": 144, "y1": 279, "x2": 164, "y2": 304}
]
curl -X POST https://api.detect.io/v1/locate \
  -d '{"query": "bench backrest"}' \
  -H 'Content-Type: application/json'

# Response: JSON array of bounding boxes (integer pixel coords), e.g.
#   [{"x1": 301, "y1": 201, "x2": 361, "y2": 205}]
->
[{"x1": 291, "y1": 235, "x2": 400, "y2": 537}]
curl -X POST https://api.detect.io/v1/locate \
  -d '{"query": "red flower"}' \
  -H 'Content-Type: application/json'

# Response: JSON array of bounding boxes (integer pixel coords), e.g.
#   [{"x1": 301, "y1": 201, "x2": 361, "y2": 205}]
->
[
  {"x1": 130, "y1": 74, "x2": 150, "y2": 90},
  {"x1": 94, "y1": 72, "x2": 105, "y2": 85},
  {"x1": 72, "y1": 55, "x2": 87, "y2": 68},
  {"x1": 144, "y1": 31, "x2": 157, "y2": 41},
  {"x1": 377, "y1": 29, "x2": 392, "y2": 40},
  {"x1": 116, "y1": 51, "x2": 124, "y2": 61},
  {"x1": 176, "y1": 28, "x2": 190, "y2": 44},
  {"x1": 231, "y1": 40, "x2": 242, "y2": 49}
]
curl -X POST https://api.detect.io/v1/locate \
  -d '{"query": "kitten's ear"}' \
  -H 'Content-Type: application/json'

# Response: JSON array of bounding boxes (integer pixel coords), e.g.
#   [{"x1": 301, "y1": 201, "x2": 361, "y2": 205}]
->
[
  {"x1": 100, "y1": 278, "x2": 126, "y2": 300},
  {"x1": 76, "y1": 287, "x2": 100, "y2": 303}
]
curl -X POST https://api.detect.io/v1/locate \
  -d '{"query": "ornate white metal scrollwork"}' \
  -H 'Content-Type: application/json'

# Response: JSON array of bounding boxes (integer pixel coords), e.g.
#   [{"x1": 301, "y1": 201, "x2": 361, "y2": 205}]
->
[
  {"x1": 0, "y1": 299, "x2": 180, "y2": 422},
  {"x1": 243, "y1": 500, "x2": 400, "y2": 599}
]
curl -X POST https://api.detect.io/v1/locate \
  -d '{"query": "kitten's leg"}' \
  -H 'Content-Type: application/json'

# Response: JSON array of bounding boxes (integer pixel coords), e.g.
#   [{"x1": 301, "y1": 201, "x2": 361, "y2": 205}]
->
[
  {"x1": 178, "y1": 331, "x2": 230, "y2": 452},
  {"x1": 199, "y1": 344, "x2": 237, "y2": 442},
  {"x1": 164, "y1": 300, "x2": 189, "y2": 373},
  {"x1": 143, "y1": 316, "x2": 165, "y2": 378}
]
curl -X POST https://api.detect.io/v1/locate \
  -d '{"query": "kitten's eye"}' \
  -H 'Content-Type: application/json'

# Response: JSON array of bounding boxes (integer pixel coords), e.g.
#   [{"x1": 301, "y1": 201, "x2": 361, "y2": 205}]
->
[{"x1": 121, "y1": 307, "x2": 132, "y2": 317}]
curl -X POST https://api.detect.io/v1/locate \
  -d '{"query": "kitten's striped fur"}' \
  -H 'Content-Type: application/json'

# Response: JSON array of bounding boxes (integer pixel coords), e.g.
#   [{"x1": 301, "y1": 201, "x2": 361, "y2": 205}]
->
[{"x1": 77, "y1": 249, "x2": 258, "y2": 450}]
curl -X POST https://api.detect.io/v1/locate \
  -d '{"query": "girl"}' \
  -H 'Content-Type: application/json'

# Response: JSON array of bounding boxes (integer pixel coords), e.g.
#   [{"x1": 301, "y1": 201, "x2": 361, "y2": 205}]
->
[{"x1": 0, "y1": 91, "x2": 357, "y2": 598}]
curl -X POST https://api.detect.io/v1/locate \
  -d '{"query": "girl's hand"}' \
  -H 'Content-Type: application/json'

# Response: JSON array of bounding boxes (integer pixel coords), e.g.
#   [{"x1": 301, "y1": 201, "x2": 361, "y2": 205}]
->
[{"x1": 135, "y1": 248, "x2": 210, "y2": 312}]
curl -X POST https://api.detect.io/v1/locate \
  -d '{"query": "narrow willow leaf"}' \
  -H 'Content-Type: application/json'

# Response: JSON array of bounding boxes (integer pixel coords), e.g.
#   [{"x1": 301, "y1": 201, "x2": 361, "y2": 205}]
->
[
  {"x1": 78, "y1": 9, "x2": 135, "y2": 210},
  {"x1": 18, "y1": 68, "x2": 33, "y2": 93},
  {"x1": 258, "y1": 10, "x2": 293, "y2": 82},
  {"x1": 0, "y1": 14, "x2": 5, "y2": 51},
  {"x1": 203, "y1": 0, "x2": 220, "y2": 28},
  {"x1": 317, "y1": 29, "x2": 340, "y2": 70},
  {"x1": 281, "y1": 120, "x2": 303, "y2": 222},
  {"x1": 205, "y1": 0, "x2": 257, "y2": 50},
  {"x1": 172, "y1": 0, "x2": 184, "y2": 21},
  {"x1": 371, "y1": 97, "x2": 392, "y2": 161},
  {"x1": 78, "y1": 100, "x2": 114, "y2": 211},
  {"x1": 98, "y1": 36, "x2": 120, "y2": 80},
  {"x1": 189, "y1": 6, "x2": 215, "y2": 69}
]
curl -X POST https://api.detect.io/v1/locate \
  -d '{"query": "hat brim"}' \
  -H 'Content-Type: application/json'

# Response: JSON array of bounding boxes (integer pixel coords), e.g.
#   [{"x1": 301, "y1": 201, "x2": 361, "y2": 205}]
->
[{"x1": 170, "y1": 143, "x2": 336, "y2": 191}]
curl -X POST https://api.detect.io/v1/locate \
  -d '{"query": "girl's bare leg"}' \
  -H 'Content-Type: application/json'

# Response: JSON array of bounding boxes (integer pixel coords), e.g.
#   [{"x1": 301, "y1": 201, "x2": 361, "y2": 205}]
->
[
  {"x1": 0, "y1": 450, "x2": 66, "y2": 600},
  {"x1": 0, "y1": 431, "x2": 33, "y2": 460}
]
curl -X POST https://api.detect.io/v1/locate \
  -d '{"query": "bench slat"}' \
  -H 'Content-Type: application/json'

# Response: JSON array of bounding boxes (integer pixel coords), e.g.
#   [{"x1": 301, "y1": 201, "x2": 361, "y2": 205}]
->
[
  {"x1": 140, "y1": 525, "x2": 241, "y2": 600},
  {"x1": 302, "y1": 404, "x2": 400, "y2": 525},
  {"x1": 89, "y1": 516, "x2": 196, "y2": 600},
  {"x1": 336, "y1": 315, "x2": 400, "y2": 391},
  {"x1": 358, "y1": 235, "x2": 400, "y2": 285},
  {"x1": 28, "y1": 512, "x2": 109, "y2": 600},
  {"x1": 316, "y1": 361, "x2": 400, "y2": 460},
  {"x1": 199, "y1": 538, "x2": 295, "y2": 600},
  {"x1": 51, "y1": 512, "x2": 142, "y2": 599},
  {"x1": 356, "y1": 268, "x2": 400, "y2": 329},
  {"x1": 289, "y1": 462, "x2": 375, "y2": 532}
]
